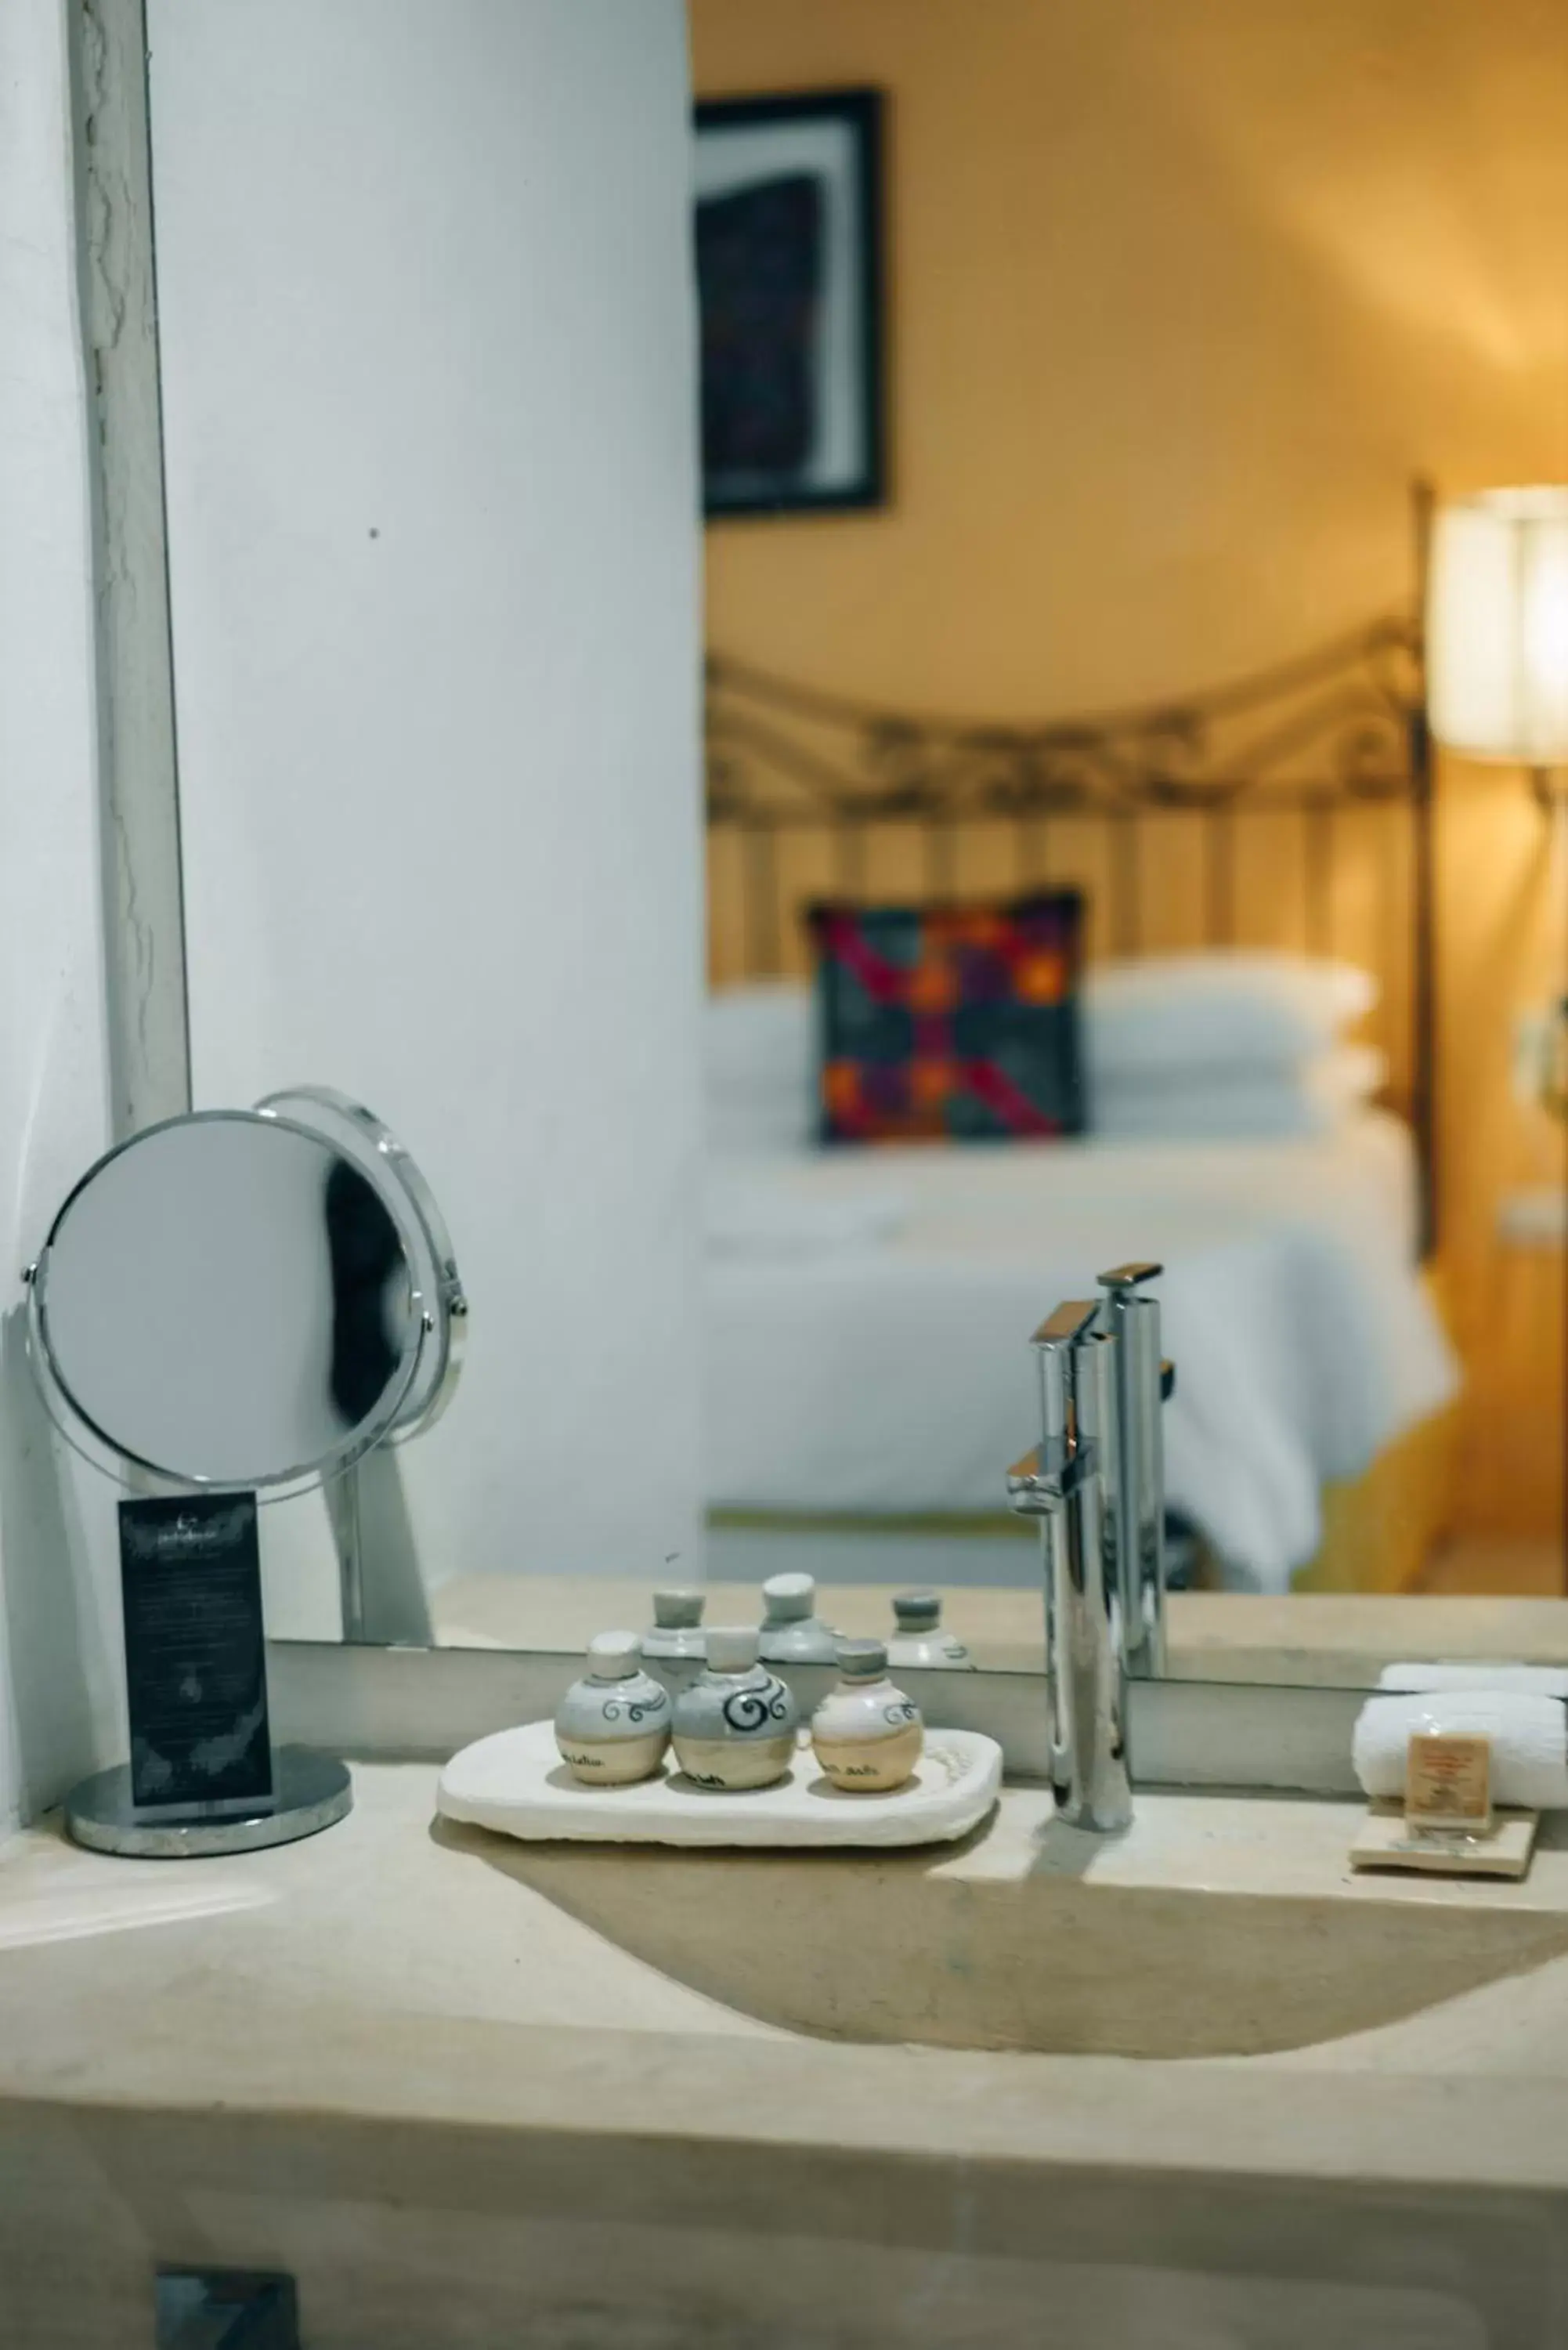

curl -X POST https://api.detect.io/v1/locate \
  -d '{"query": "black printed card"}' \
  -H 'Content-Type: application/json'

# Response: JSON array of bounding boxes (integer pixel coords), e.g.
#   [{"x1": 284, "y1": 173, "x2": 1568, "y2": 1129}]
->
[{"x1": 119, "y1": 1494, "x2": 273, "y2": 1812}]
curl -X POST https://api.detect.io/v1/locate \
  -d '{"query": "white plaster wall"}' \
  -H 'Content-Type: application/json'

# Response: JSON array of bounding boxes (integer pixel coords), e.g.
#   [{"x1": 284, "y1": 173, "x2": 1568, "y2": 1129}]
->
[
  {"x1": 146, "y1": 0, "x2": 705, "y2": 1620},
  {"x1": 0, "y1": 1, "x2": 125, "y2": 1830}
]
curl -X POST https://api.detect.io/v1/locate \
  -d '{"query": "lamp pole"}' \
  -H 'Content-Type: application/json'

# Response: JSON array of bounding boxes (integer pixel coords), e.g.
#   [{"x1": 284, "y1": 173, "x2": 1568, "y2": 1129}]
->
[{"x1": 1411, "y1": 475, "x2": 1438, "y2": 1261}]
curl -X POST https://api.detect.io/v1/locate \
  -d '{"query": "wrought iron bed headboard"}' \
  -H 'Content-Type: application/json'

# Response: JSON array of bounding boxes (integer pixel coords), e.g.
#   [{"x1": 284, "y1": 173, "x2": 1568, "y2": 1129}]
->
[{"x1": 705, "y1": 613, "x2": 1435, "y2": 1248}]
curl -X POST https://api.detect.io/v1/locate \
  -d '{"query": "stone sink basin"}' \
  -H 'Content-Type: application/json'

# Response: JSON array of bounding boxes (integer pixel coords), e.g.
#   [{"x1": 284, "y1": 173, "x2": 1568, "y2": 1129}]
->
[{"x1": 472, "y1": 1788, "x2": 1568, "y2": 2059}]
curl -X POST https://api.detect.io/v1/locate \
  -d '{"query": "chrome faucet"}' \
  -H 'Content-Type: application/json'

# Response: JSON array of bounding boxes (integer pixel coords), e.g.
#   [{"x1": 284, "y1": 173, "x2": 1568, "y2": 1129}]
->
[{"x1": 1006, "y1": 1263, "x2": 1172, "y2": 1831}]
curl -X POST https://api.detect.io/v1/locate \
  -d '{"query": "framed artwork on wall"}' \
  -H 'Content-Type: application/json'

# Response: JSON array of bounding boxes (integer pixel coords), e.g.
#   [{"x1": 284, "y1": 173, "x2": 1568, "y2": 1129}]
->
[{"x1": 694, "y1": 87, "x2": 886, "y2": 519}]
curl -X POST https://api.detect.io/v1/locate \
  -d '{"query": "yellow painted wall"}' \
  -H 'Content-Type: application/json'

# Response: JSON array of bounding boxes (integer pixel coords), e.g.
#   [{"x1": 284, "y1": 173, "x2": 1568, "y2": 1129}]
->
[
  {"x1": 693, "y1": 0, "x2": 1567, "y2": 708},
  {"x1": 692, "y1": 0, "x2": 1567, "y2": 1542}
]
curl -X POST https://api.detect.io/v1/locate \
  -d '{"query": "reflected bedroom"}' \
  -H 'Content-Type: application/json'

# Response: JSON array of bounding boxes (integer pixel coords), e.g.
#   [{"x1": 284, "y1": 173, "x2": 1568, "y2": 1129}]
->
[{"x1": 432, "y1": 0, "x2": 1568, "y2": 1669}]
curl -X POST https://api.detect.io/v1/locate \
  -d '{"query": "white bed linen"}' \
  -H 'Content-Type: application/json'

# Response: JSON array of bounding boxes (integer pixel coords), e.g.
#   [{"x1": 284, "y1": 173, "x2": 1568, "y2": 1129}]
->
[{"x1": 704, "y1": 1112, "x2": 1458, "y2": 1593}]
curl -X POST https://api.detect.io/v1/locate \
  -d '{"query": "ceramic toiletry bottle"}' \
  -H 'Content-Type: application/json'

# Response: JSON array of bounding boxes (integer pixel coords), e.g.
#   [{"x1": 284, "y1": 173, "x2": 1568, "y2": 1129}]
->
[
  {"x1": 811, "y1": 1640, "x2": 924, "y2": 1793},
  {"x1": 757, "y1": 1571, "x2": 838, "y2": 1666},
  {"x1": 671, "y1": 1627, "x2": 800, "y2": 1791},
  {"x1": 554, "y1": 1632, "x2": 672, "y2": 1786},
  {"x1": 641, "y1": 1585, "x2": 706, "y2": 1662},
  {"x1": 887, "y1": 1589, "x2": 974, "y2": 1671}
]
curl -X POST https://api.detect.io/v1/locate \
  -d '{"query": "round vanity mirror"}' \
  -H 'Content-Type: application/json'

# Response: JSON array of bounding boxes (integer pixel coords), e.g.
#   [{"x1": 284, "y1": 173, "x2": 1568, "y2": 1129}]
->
[
  {"x1": 28, "y1": 1104, "x2": 460, "y2": 1494},
  {"x1": 24, "y1": 1094, "x2": 467, "y2": 1864}
]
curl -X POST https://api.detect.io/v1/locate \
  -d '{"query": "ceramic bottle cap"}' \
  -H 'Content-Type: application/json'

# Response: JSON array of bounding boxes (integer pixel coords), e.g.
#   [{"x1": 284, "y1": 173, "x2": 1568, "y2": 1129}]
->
[
  {"x1": 586, "y1": 1630, "x2": 642, "y2": 1679},
  {"x1": 706, "y1": 1625, "x2": 760, "y2": 1673},
  {"x1": 652, "y1": 1588, "x2": 704, "y2": 1629},
  {"x1": 761, "y1": 1571, "x2": 815, "y2": 1623},
  {"x1": 836, "y1": 1638, "x2": 889, "y2": 1681},
  {"x1": 894, "y1": 1590, "x2": 941, "y2": 1629}
]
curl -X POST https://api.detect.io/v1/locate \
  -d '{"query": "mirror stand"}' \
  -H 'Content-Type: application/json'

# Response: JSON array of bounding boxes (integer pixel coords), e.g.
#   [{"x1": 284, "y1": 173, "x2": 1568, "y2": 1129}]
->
[
  {"x1": 65, "y1": 1743, "x2": 354, "y2": 1861},
  {"x1": 334, "y1": 1459, "x2": 367, "y2": 1643}
]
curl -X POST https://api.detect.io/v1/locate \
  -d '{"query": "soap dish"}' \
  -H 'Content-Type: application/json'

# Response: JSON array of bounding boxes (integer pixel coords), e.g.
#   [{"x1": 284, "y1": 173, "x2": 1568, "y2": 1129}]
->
[{"x1": 437, "y1": 1718, "x2": 1002, "y2": 1849}]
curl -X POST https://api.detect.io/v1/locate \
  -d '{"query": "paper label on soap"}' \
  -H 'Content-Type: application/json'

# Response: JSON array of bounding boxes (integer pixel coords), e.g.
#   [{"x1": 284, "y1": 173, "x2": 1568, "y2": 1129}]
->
[{"x1": 1405, "y1": 1731, "x2": 1490, "y2": 1831}]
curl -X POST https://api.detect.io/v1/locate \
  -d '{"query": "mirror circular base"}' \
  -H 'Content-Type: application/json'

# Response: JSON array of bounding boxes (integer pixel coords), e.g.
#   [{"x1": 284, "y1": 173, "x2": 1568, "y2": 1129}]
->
[{"x1": 63, "y1": 1748, "x2": 353, "y2": 1860}]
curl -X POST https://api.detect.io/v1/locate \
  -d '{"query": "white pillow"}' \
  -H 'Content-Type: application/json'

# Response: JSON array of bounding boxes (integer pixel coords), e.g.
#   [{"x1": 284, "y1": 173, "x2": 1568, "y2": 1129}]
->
[
  {"x1": 706, "y1": 1092, "x2": 814, "y2": 1156},
  {"x1": 706, "y1": 982, "x2": 813, "y2": 1090},
  {"x1": 705, "y1": 982, "x2": 815, "y2": 1153},
  {"x1": 1090, "y1": 1045, "x2": 1386, "y2": 1141},
  {"x1": 1083, "y1": 953, "x2": 1376, "y2": 1082},
  {"x1": 705, "y1": 956, "x2": 1381, "y2": 1152}
]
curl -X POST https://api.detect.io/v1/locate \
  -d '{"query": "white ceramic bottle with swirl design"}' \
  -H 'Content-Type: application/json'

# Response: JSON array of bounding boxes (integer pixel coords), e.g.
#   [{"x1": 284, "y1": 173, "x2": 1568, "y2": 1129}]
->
[
  {"x1": 886, "y1": 1589, "x2": 974, "y2": 1671},
  {"x1": 554, "y1": 1632, "x2": 671, "y2": 1785},
  {"x1": 757, "y1": 1571, "x2": 838, "y2": 1666},
  {"x1": 811, "y1": 1639, "x2": 923, "y2": 1793},
  {"x1": 641, "y1": 1585, "x2": 706, "y2": 1662},
  {"x1": 670, "y1": 1626, "x2": 799, "y2": 1791}
]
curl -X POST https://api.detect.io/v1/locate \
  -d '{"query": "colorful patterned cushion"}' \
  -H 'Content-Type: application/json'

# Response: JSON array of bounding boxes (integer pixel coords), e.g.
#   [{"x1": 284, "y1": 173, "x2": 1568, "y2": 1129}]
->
[{"x1": 807, "y1": 895, "x2": 1086, "y2": 1143}]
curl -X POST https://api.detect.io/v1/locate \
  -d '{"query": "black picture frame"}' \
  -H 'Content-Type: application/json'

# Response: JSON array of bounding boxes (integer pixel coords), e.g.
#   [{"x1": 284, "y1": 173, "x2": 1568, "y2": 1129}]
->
[{"x1": 694, "y1": 87, "x2": 886, "y2": 520}]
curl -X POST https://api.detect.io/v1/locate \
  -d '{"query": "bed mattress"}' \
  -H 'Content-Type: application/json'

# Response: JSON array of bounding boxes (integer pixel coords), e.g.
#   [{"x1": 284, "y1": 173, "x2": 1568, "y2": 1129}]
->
[{"x1": 703, "y1": 1113, "x2": 1458, "y2": 1593}]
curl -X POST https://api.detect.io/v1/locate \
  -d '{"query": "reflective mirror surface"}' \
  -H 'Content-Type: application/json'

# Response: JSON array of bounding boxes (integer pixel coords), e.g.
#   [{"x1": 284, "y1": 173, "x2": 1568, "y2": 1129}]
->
[
  {"x1": 128, "y1": 0, "x2": 1565, "y2": 1688},
  {"x1": 31, "y1": 1112, "x2": 425, "y2": 1490}
]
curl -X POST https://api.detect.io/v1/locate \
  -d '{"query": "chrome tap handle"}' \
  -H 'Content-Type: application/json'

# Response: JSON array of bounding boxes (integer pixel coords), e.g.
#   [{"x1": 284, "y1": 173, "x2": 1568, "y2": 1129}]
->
[
  {"x1": 1031, "y1": 1296, "x2": 1100, "y2": 1457},
  {"x1": 1096, "y1": 1260, "x2": 1163, "y2": 1292},
  {"x1": 1097, "y1": 1262, "x2": 1169, "y2": 1677},
  {"x1": 1031, "y1": 1298, "x2": 1106, "y2": 1347}
]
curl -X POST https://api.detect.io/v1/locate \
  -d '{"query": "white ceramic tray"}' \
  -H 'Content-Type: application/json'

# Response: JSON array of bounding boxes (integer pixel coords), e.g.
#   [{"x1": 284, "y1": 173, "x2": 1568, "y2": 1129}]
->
[{"x1": 437, "y1": 1719, "x2": 1003, "y2": 1850}]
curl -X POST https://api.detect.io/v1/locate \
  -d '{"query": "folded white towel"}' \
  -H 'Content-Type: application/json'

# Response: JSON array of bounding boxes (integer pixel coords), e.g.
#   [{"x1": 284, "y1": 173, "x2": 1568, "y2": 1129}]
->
[
  {"x1": 1353, "y1": 1691, "x2": 1568, "y2": 1810},
  {"x1": 1378, "y1": 1661, "x2": 1568, "y2": 1697},
  {"x1": 704, "y1": 1179, "x2": 906, "y2": 1257}
]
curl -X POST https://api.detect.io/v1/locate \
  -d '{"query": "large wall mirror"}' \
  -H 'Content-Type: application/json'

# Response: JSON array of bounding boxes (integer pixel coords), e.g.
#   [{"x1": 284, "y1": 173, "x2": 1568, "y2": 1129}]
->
[{"x1": 117, "y1": 0, "x2": 1564, "y2": 1703}]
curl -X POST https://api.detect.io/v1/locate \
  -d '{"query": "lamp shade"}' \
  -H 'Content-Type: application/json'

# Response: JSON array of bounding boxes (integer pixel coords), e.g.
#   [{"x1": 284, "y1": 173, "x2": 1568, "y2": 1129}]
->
[{"x1": 1426, "y1": 487, "x2": 1568, "y2": 764}]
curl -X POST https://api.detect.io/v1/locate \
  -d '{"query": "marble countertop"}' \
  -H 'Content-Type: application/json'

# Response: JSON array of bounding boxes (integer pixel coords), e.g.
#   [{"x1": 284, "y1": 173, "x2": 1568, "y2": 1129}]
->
[{"x1": 5, "y1": 1762, "x2": 1568, "y2": 2200}]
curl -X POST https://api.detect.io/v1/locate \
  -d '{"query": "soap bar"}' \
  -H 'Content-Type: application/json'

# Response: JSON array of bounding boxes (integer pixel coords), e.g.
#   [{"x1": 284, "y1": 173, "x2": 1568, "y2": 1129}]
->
[{"x1": 1406, "y1": 1731, "x2": 1491, "y2": 1834}]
